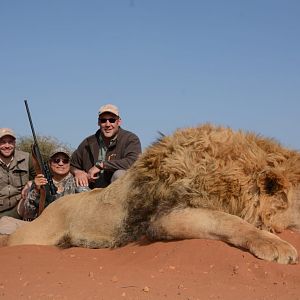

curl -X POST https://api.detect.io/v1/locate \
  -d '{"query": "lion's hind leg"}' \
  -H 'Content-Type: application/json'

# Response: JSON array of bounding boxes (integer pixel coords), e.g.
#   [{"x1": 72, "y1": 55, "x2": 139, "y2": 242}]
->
[
  {"x1": 147, "y1": 208, "x2": 298, "y2": 264},
  {"x1": 7, "y1": 210, "x2": 69, "y2": 247}
]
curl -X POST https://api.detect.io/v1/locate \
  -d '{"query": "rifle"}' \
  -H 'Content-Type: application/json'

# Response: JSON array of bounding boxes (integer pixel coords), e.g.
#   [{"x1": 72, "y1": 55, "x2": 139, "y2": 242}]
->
[{"x1": 24, "y1": 99, "x2": 57, "y2": 215}]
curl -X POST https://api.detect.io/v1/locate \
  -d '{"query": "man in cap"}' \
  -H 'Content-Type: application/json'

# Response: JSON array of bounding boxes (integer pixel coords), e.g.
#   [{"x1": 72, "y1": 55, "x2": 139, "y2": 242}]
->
[
  {"x1": 0, "y1": 128, "x2": 35, "y2": 219},
  {"x1": 70, "y1": 104, "x2": 142, "y2": 189}
]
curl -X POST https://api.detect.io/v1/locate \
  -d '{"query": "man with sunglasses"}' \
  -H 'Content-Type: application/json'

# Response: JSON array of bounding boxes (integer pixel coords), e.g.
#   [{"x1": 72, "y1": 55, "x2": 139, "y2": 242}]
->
[
  {"x1": 70, "y1": 104, "x2": 142, "y2": 189},
  {"x1": 21, "y1": 147, "x2": 82, "y2": 220}
]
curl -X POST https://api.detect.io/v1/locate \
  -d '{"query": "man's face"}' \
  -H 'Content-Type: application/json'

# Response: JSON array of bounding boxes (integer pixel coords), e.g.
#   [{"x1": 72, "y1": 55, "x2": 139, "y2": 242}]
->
[
  {"x1": 0, "y1": 135, "x2": 16, "y2": 158},
  {"x1": 98, "y1": 113, "x2": 121, "y2": 139},
  {"x1": 49, "y1": 153, "x2": 70, "y2": 177}
]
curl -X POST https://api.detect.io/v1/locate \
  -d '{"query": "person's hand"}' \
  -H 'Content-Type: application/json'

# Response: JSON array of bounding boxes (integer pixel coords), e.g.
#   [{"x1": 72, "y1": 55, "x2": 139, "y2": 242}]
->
[
  {"x1": 73, "y1": 169, "x2": 89, "y2": 187},
  {"x1": 34, "y1": 174, "x2": 48, "y2": 191},
  {"x1": 21, "y1": 181, "x2": 33, "y2": 200},
  {"x1": 87, "y1": 166, "x2": 101, "y2": 182}
]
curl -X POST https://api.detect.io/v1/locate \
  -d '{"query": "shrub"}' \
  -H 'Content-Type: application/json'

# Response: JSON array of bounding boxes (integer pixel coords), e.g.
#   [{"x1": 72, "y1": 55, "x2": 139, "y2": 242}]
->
[{"x1": 16, "y1": 135, "x2": 73, "y2": 161}]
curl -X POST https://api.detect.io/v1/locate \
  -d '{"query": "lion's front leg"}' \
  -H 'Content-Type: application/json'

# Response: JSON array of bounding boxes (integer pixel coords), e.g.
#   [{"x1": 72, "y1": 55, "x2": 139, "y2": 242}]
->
[{"x1": 147, "y1": 208, "x2": 298, "y2": 264}]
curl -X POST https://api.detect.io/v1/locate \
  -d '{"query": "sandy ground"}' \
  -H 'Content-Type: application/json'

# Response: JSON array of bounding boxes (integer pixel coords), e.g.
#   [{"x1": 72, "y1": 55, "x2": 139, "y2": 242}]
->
[{"x1": 0, "y1": 230, "x2": 299, "y2": 300}]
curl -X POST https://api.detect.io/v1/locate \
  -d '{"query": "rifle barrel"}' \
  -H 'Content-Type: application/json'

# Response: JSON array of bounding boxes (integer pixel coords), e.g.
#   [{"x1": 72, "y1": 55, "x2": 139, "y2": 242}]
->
[
  {"x1": 24, "y1": 99, "x2": 39, "y2": 145},
  {"x1": 24, "y1": 99, "x2": 57, "y2": 196}
]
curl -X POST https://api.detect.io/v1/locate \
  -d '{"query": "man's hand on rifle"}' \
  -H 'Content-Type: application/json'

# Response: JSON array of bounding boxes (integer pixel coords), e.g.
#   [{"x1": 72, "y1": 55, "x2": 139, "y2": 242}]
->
[{"x1": 33, "y1": 174, "x2": 48, "y2": 191}]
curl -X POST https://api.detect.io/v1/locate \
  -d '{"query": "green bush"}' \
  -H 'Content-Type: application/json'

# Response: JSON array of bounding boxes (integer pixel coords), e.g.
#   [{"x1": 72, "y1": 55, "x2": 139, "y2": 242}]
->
[{"x1": 16, "y1": 135, "x2": 73, "y2": 161}]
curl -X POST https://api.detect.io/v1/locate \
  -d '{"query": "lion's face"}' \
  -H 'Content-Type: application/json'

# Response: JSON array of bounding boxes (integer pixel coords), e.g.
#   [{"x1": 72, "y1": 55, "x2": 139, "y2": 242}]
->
[
  {"x1": 286, "y1": 186, "x2": 300, "y2": 231},
  {"x1": 266, "y1": 186, "x2": 300, "y2": 233}
]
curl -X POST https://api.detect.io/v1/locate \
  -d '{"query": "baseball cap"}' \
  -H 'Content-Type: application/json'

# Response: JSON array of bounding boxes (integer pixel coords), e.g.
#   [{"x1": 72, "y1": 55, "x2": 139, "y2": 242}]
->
[
  {"x1": 0, "y1": 128, "x2": 16, "y2": 139},
  {"x1": 49, "y1": 147, "x2": 71, "y2": 159},
  {"x1": 98, "y1": 104, "x2": 119, "y2": 117}
]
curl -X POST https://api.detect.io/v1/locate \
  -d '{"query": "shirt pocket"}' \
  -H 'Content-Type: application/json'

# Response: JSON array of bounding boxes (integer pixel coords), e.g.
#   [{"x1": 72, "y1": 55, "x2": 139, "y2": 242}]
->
[{"x1": 11, "y1": 169, "x2": 28, "y2": 189}]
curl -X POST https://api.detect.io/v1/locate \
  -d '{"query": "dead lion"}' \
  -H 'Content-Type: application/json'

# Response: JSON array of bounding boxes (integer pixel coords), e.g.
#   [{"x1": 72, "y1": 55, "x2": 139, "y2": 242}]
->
[{"x1": 2, "y1": 123, "x2": 300, "y2": 264}]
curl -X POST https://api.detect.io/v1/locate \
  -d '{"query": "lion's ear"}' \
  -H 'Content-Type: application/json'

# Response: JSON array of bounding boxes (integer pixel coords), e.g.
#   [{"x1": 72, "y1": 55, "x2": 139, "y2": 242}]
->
[{"x1": 257, "y1": 169, "x2": 289, "y2": 195}]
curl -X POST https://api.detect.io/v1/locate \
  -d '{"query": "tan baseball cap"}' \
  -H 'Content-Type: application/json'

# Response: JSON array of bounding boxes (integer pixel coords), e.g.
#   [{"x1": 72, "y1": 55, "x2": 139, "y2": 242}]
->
[
  {"x1": 98, "y1": 104, "x2": 119, "y2": 117},
  {"x1": 0, "y1": 128, "x2": 16, "y2": 139}
]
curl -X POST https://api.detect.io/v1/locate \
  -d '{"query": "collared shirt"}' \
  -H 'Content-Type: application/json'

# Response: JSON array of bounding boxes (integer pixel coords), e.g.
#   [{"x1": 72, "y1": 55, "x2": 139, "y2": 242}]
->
[
  {"x1": 0, "y1": 156, "x2": 13, "y2": 168},
  {"x1": 97, "y1": 134, "x2": 107, "y2": 174},
  {"x1": 97, "y1": 134, "x2": 118, "y2": 174}
]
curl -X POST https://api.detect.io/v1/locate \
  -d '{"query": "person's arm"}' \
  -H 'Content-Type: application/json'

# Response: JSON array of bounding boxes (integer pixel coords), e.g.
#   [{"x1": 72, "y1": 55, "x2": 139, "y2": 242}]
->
[
  {"x1": 23, "y1": 181, "x2": 41, "y2": 220},
  {"x1": 70, "y1": 166, "x2": 90, "y2": 187},
  {"x1": 70, "y1": 136, "x2": 97, "y2": 187},
  {"x1": 70, "y1": 141, "x2": 89, "y2": 186},
  {"x1": 21, "y1": 180, "x2": 32, "y2": 200}
]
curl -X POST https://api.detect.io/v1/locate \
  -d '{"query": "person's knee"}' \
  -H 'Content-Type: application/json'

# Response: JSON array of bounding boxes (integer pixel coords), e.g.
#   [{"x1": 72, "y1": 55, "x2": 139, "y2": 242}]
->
[{"x1": 111, "y1": 170, "x2": 126, "y2": 182}]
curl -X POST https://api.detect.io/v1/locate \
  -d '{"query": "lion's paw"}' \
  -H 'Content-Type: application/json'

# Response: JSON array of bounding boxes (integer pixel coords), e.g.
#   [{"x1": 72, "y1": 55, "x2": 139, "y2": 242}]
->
[{"x1": 248, "y1": 232, "x2": 298, "y2": 264}]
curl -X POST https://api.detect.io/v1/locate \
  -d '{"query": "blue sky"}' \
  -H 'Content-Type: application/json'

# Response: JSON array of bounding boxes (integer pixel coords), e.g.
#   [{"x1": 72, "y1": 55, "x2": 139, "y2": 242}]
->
[{"x1": 1, "y1": 0, "x2": 300, "y2": 151}]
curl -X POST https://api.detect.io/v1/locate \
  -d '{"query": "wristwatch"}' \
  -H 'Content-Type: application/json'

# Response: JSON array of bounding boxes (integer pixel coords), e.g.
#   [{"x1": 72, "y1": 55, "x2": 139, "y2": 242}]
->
[{"x1": 95, "y1": 161, "x2": 103, "y2": 170}]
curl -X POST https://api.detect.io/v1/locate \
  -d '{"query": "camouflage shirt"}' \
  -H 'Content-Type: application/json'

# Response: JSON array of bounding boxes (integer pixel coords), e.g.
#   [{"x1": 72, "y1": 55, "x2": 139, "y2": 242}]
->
[{"x1": 24, "y1": 173, "x2": 77, "y2": 220}]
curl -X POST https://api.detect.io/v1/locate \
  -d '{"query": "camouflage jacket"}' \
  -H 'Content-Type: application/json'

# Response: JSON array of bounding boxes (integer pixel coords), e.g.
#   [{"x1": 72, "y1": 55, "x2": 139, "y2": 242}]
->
[{"x1": 23, "y1": 173, "x2": 77, "y2": 220}]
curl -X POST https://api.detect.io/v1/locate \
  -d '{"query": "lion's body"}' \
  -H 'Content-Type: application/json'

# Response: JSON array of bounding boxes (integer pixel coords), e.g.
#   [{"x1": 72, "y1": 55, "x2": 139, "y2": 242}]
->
[{"x1": 3, "y1": 124, "x2": 300, "y2": 264}]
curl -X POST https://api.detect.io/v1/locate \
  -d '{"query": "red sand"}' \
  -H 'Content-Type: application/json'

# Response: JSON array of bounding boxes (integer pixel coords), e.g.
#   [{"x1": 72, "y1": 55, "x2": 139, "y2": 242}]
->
[{"x1": 0, "y1": 230, "x2": 299, "y2": 300}]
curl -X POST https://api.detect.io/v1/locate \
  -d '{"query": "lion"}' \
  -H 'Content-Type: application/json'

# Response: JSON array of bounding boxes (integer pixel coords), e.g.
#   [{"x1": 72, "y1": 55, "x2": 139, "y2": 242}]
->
[{"x1": 1, "y1": 123, "x2": 300, "y2": 264}]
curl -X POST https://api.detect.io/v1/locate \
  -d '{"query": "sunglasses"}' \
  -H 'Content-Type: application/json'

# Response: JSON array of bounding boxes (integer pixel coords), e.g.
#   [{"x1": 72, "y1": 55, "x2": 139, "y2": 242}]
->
[
  {"x1": 51, "y1": 158, "x2": 70, "y2": 164},
  {"x1": 99, "y1": 118, "x2": 117, "y2": 124}
]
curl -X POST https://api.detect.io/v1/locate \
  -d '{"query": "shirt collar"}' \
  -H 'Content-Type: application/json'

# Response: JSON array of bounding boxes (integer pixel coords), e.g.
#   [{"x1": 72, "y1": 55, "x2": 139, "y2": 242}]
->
[{"x1": 0, "y1": 156, "x2": 14, "y2": 167}]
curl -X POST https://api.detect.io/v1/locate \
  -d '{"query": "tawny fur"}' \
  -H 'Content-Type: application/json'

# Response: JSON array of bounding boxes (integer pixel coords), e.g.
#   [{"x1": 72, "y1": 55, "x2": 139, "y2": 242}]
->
[{"x1": 2, "y1": 124, "x2": 300, "y2": 264}]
